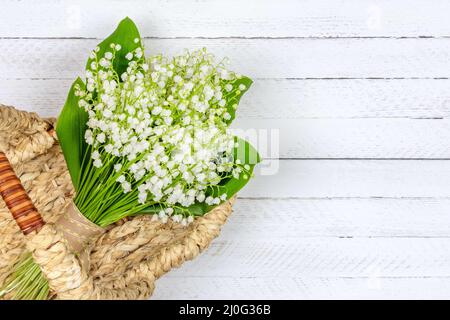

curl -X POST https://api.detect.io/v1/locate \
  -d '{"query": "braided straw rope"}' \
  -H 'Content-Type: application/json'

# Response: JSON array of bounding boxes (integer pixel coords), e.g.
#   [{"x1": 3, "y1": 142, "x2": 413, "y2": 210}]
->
[{"x1": 0, "y1": 104, "x2": 234, "y2": 299}]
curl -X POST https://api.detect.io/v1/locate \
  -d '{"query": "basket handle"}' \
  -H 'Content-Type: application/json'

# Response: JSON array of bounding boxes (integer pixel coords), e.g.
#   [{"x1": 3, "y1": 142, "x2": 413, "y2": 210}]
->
[{"x1": 0, "y1": 152, "x2": 45, "y2": 234}]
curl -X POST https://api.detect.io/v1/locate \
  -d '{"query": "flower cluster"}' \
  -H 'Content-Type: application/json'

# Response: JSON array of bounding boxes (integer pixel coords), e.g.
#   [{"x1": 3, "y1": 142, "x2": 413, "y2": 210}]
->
[{"x1": 74, "y1": 44, "x2": 250, "y2": 223}]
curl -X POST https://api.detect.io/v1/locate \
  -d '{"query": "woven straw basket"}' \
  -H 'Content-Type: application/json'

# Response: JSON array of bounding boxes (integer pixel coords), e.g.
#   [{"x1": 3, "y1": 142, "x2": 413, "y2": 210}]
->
[{"x1": 0, "y1": 104, "x2": 234, "y2": 299}]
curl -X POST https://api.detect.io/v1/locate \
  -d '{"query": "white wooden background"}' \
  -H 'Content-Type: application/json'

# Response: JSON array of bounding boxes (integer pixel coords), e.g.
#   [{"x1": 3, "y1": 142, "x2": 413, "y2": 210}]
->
[{"x1": 2, "y1": 0, "x2": 450, "y2": 299}]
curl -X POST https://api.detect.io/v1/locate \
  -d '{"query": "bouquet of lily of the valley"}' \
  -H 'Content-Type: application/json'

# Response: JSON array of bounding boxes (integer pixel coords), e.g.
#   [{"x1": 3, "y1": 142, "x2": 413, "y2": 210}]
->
[{"x1": 1, "y1": 17, "x2": 259, "y2": 299}]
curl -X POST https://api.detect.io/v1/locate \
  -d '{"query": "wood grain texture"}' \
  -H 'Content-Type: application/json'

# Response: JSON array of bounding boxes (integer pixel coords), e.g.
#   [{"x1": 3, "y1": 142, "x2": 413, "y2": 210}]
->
[
  {"x1": 155, "y1": 237, "x2": 450, "y2": 278},
  {"x1": 2, "y1": 0, "x2": 450, "y2": 38},
  {"x1": 2, "y1": 0, "x2": 450, "y2": 300},
  {"x1": 4, "y1": 81, "x2": 450, "y2": 158},
  {"x1": 3, "y1": 79, "x2": 450, "y2": 119},
  {"x1": 2, "y1": 38, "x2": 450, "y2": 79},
  {"x1": 152, "y1": 277, "x2": 450, "y2": 299},
  {"x1": 233, "y1": 118, "x2": 450, "y2": 159},
  {"x1": 242, "y1": 160, "x2": 450, "y2": 198},
  {"x1": 228, "y1": 199, "x2": 450, "y2": 238}
]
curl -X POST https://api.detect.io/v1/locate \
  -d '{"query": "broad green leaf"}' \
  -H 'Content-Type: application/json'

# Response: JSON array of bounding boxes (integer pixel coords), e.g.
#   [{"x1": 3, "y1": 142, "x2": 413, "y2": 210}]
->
[
  {"x1": 86, "y1": 17, "x2": 143, "y2": 77},
  {"x1": 56, "y1": 78, "x2": 88, "y2": 191},
  {"x1": 181, "y1": 202, "x2": 212, "y2": 217},
  {"x1": 140, "y1": 202, "x2": 209, "y2": 217},
  {"x1": 140, "y1": 137, "x2": 260, "y2": 217},
  {"x1": 223, "y1": 76, "x2": 253, "y2": 124},
  {"x1": 188, "y1": 137, "x2": 260, "y2": 215},
  {"x1": 210, "y1": 136, "x2": 261, "y2": 199},
  {"x1": 58, "y1": 18, "x2": 142, "y2": 190}
]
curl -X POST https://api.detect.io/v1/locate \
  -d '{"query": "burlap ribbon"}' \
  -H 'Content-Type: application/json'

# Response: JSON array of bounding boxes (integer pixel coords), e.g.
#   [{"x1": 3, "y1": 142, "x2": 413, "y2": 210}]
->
[{"x1": 55, "y1": 202, "x2": 105, "y2": 270}]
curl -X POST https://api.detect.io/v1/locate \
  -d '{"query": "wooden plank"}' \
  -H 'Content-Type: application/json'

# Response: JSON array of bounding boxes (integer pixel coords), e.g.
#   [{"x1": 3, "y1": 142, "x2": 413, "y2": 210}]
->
[
  {"x1": 3, "y1": 79, "x2": 450, "y2": 119},
  {"x1": 159, "y1": 200, "x2": 450, "y2": 298},
  {"x1": 0, "y1": 79, "x2": 69, "y2": 117},
  {"x1": 2, "y1": 38, "x2": 450, "y2": 79},
  {"x1": 242, "y1": 160, "x2": 450, "y2": 198},
  {"x1": 3, "y1": 0, "x2": 450, "y2": 302},
  {"x1": 228, "y1": 198, "x2": 450, "y2": 238},
  {"x1": 6, "y1": 81, "x2": 450, "y2": 159},
  {"x1": 242, "y1": 79, "x2": 450, "y2": 120},
  {"x1": 233, "y1": 118, "x2": 450, "y2": 159},
  {"x1": 160, "y1": 237, "x2": 450, "y2": 278},
  {"x1": 5, "y1": 80, "x2": 450, "y2": 159},
  {"x1": 5, "y1": 85, "x2": 450, "y2": 159},
  {"x1": 2, "y1": 0, "x2": 450, "y2": 38},
  {"x1": 152, "y1": 276, "x2": 450, "y2": 299}
]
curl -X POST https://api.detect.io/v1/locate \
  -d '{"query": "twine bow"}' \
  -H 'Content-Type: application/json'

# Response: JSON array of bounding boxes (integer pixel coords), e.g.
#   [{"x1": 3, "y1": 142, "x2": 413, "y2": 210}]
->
[{"x1": 55, "y1": 202, "x2": 105, "y2": 270}]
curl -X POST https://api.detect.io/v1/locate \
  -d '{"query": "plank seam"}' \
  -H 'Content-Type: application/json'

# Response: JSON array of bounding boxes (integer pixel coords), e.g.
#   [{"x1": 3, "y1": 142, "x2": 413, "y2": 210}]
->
[
  {"x1": 3, "y1": 77, "x2": 450, "y2": 81},
  {"x1": 163, "y1": 275, "x2": 450, "y2": 279},
  {"x1": 237, "y1": 196, "x2": 450, "y2": 200},
  {"x1": 2, "y1": 36, "x2": 450, "y2": 40},
  {"x1": 264, "y1": 158, "x2": 450, "y2": 160}
]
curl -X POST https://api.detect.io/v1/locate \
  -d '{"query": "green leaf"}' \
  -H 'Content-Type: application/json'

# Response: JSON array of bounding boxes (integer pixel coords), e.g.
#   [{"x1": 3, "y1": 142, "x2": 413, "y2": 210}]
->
[
  {"x1": 56, "y1": 78, "x2": 88, "y2": 191},
  {"x1": 223, "y1": 76, "x2": 253, "y2": 124},
  {"x1": 211, "y1": 136, "x2": 261, "y2": 198},
  {"x1": 140, "y1": 202, "x2": 210, "y2": 217},
  {"x1": 58, "y1": 18, "x2": 142, "y2": 190},
  {"x1": 140, "y1": 137, "x2": 261, "y2": 217},
  {"x1": 86, "y1": 17, "x2": 143, "y2": 77},
  {"x1": 188, "y1": 137, "x2": 260, "y2": 215}
]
